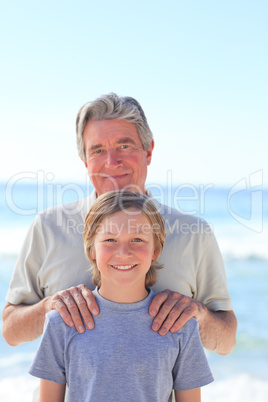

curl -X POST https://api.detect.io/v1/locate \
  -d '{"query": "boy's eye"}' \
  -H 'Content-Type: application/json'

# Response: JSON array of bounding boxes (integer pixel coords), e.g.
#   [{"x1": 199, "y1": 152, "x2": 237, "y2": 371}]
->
[
  {"x1": 132, "y1": 238, "x2": 142, "y2": 242},
  {"x1": 105, "y1": 238, "x2": 116, "y2": 242}
]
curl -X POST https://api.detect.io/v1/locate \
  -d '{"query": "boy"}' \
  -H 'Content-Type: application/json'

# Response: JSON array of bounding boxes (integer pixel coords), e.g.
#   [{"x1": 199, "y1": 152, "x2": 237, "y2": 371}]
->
[{"x1": 29, "y1": 190, "x2": 213, "y2": 401}]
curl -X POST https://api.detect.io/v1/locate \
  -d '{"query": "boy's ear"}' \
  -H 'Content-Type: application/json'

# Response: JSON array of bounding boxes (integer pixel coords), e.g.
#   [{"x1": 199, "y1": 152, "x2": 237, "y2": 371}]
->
[
  {"x1": 90, "y1": 247, "x2": 96, "y2": 260},
  {"x1": 152, "y1": 247, "x2": 158, "y2": 262}
]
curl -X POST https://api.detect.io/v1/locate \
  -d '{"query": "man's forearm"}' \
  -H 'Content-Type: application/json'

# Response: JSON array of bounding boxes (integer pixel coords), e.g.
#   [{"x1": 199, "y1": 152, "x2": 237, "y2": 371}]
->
[
  {"x1": 2, "y1": 299, "x2": 49, "y2": 346},
  {"x1": 198, "y1": 307, "x2": 237, "y2": 355}
]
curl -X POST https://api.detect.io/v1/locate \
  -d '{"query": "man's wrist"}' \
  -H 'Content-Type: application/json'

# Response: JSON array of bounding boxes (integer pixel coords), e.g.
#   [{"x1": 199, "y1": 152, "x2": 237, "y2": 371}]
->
[
  {"x1": 195, "y1": 302, "x2": 208, "y2": 327},
  {"x1": 42, "y1": 295, "x2": 53, "y2": 315}
]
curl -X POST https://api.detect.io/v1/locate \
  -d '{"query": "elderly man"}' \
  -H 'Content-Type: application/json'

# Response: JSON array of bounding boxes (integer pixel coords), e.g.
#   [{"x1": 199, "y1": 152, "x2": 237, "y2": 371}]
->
[{"x1": 2, "y1": 93, "x2": 236, "y2": 355}]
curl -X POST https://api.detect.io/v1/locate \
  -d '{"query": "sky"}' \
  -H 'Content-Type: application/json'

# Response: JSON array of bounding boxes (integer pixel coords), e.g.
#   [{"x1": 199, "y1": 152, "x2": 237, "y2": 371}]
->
[{"x1": 1, "y1": 0, "x2": 267, "y2": 189}]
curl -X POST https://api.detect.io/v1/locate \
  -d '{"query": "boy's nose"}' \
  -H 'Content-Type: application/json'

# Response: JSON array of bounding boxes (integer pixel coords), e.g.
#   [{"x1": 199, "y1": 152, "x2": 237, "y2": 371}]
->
[{"x1": 116, "y1": 243, "x2": 132, "y2": 258}]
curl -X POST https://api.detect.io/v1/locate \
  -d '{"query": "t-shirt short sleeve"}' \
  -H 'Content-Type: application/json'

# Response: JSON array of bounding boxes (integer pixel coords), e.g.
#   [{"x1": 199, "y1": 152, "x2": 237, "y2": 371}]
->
[
  {"x1": 173, "y1": 319, "x2": 214, "y2": 391},
  {"x1": 6, "y1": 215, "x2": 46, "y2": 305},
  {"x1": 29, "y1": 311, "x2": 67, "y2": 384},
  {"x1": 196, "y1": 228, "x2": 233, "y2": 311}
]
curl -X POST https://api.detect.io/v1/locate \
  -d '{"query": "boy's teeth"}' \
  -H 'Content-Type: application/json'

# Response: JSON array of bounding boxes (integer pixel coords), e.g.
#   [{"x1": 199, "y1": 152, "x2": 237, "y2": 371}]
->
[{"x1": 112, "y1": 264, "x2": 135, "y2": 270}]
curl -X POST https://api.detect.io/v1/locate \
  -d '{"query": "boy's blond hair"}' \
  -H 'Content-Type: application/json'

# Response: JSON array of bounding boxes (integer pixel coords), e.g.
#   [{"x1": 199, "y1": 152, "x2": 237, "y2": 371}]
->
[{"x1": 83, "y1": 191, "x2": 166, "y2": 288}]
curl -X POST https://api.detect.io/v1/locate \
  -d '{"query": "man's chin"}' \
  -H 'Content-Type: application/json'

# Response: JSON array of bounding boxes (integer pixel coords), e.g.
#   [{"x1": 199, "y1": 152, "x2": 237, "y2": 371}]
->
[{"x1": 98, "y1": 180, "x2": 145, "y2": 195}]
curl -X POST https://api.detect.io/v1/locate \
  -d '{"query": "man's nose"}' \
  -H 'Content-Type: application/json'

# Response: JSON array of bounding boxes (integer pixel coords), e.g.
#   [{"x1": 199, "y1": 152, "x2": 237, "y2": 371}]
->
[{"x1": 105, "y1": 148, "x2": 121, "y2": 168}]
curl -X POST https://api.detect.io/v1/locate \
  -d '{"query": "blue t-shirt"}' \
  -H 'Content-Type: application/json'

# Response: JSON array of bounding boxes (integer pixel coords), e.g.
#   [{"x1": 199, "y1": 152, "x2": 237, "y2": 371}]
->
[{"x1": 29, "y1": 289, "x2": 213, "y2": 401}]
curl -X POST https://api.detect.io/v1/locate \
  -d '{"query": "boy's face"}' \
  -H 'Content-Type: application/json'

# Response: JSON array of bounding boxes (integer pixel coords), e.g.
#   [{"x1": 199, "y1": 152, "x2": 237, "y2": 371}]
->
[{"x1": 92, "y1": 209, "x2": 156, "y2": 300}]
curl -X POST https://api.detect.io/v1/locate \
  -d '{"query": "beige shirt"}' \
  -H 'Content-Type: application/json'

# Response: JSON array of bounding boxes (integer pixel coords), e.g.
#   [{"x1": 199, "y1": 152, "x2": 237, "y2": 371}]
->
[{"x1": 6, "y1": 191, "x2": 232, "y2": 311}]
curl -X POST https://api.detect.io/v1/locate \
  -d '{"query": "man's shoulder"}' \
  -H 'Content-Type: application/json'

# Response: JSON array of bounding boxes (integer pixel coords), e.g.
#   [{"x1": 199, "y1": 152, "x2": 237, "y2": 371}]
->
[
  {"x1": 34, "y1": 193, "x2": 96, "y2": 230},
  {"x1": 156, "y1": 202, "x2": 212, "y2": 236},
  {"x1": 159, "y1": 202, "x2": 202, "y2": 222},
  {"x1": 40, "y1": 195, "x2": 92, "y2": 219}
]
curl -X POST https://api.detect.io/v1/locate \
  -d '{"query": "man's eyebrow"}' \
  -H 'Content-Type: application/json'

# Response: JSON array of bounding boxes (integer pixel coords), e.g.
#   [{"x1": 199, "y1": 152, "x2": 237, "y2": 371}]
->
[
  {"x1": 115, "y1": 137, "x2": 137, "y2": 146},
  {"x1": 87, "y1": 143, "x2": 103, "y2": 152}
]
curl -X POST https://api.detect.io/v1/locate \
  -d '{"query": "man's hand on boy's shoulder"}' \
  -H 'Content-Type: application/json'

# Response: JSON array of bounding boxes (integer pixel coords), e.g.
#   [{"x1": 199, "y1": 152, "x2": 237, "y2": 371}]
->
[
  {"x1": 45, "y1": 284, "x2": 99, "y2": 333},
  {"x1": 149, "y1": 290, "x2": 237, "y2": 355},
  {"x1": 149, "y1": 289, "x2": 202, "y2": 335}
]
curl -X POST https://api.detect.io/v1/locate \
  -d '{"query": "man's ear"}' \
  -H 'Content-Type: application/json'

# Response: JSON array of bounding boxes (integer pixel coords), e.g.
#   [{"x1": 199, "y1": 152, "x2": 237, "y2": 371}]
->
[
  {"x1": 79, "y1": 154, "x2": 88, "y2": 168},
  {"x1": 146, "y1": 139, "x2": 154, "y2": 166}
]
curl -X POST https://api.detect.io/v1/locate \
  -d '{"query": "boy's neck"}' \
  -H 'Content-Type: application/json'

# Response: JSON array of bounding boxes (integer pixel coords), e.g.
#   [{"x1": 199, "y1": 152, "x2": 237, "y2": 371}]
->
[{"x1": 98, "y1": 284, "x2": 149, "y2": 303}]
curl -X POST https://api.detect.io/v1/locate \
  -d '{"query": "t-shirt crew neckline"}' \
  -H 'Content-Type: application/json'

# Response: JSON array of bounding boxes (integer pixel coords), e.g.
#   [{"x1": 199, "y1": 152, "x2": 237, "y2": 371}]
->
[{"x1": 93, "y1": 287, "x2": 154, "y2": 311}]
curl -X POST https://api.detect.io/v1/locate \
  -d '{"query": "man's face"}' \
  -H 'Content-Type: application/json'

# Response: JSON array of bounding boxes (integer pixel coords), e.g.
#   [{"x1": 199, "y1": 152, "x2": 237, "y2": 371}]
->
[{"x1": 83, "y1": 119, "x2": 154, "y2": 196}]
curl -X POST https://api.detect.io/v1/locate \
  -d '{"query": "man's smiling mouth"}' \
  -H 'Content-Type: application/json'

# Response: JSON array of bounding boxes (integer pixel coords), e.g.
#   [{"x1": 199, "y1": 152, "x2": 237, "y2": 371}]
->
[{"x1": 103, "y1": 174, "x2": 129, "y2": 180}]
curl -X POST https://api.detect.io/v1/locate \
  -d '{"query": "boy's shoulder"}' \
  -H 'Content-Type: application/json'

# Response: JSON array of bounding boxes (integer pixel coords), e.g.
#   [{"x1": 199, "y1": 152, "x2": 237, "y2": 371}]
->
[
  {"x1": 180, "y1": 317, "x2": 199, "y2": 332},
  {"x1": 45, "y1": 309, "x2": 72, "y2": 330},
  {"x1": 46, "y1": 309, "x2": 63, "y2": 321},
  {"x1": 168, "y1": 317, "x2": 199, "y2": 345},
  {"x1": 44, "y1": 310, "x2": 78, "y2": 341}
]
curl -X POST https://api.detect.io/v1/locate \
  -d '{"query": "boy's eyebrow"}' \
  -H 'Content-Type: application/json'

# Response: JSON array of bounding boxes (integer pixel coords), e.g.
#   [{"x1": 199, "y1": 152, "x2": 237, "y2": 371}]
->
[
  {"x1": 101, "y1": 230, "x2": 116, "y2": 235},
  {"x1": 87, "y1": 137, "x2": 137, "y2": 152},
  {"x1": 134, "y1": 226, "x2": 146, "y2": 233},
  {"x1": 134, "y1": 228, "x2": 152, "y2": 235},
  {"x1": 101, "y1": 227, "x2": 150, "y2": 235},
  {"x1": 98, "y1": 228, "x2": 120, "y2": 235},
  {"x1": 98, "y1": 230, "x2": 149, "y2": 237}
]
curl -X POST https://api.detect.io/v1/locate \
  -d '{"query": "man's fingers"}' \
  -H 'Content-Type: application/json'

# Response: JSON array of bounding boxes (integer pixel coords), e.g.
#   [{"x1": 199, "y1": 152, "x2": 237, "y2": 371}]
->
[
  {"x1": 53, "y1": 298, "x2": 75, "y2": 327},
  {"x1": 149, "y1": 290, "x2": 200, "y2": 335},
  {"x1": 152, "y1": 305, "x2": 181, "y2": 333},
  {"x1": 149, "y1": 290, "x2": 177, "y2": 317},
  {"x1": 150, "y1": 291, "x2": 184, "y2": 330},
  {"x1": 71, "y1": 287, "x2": 95, "y2": 331},
  {"x1": 80, "y1": 285, "x2": 99, "y2": 316},
  {"x1": 50, "y1": 285, "x2": 99, "y2": 333},
  {"x1": 160, "y1": 306, "x2": 195, "y2": 335},
  {"x1": 61, "y1": 291, "x2": 86, "y2": 333},
  {"x1": 169, "y1": 308, "x2": 194, "y2": 333}
]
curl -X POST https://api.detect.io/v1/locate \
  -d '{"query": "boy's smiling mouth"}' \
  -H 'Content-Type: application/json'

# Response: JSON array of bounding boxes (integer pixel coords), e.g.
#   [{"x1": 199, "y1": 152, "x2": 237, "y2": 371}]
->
[{"x1": 111, "y1": 264, "x2": 137, "y2": 271}]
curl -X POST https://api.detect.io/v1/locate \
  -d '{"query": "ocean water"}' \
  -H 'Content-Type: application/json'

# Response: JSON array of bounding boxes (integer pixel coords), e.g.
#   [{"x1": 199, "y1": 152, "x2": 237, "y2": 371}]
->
[{"x1": 0, "y1": 180, "x2": 268, "y2": 401}]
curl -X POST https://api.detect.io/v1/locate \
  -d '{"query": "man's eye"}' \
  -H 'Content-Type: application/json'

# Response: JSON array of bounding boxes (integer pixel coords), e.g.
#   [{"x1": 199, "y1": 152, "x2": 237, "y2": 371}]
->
[
  {"x1": 95, "y1": 149, "x2": 102, "y2": 154},
  {"x1": 121, "y1": 145, "x2": 129, "y2": 149}
]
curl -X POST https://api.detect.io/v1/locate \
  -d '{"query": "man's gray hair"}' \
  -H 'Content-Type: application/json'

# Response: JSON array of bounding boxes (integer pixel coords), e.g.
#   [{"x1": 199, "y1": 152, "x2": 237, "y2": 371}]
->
[{"x1": 76, "y1": 93, "x2": 153, "y2": 162}]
